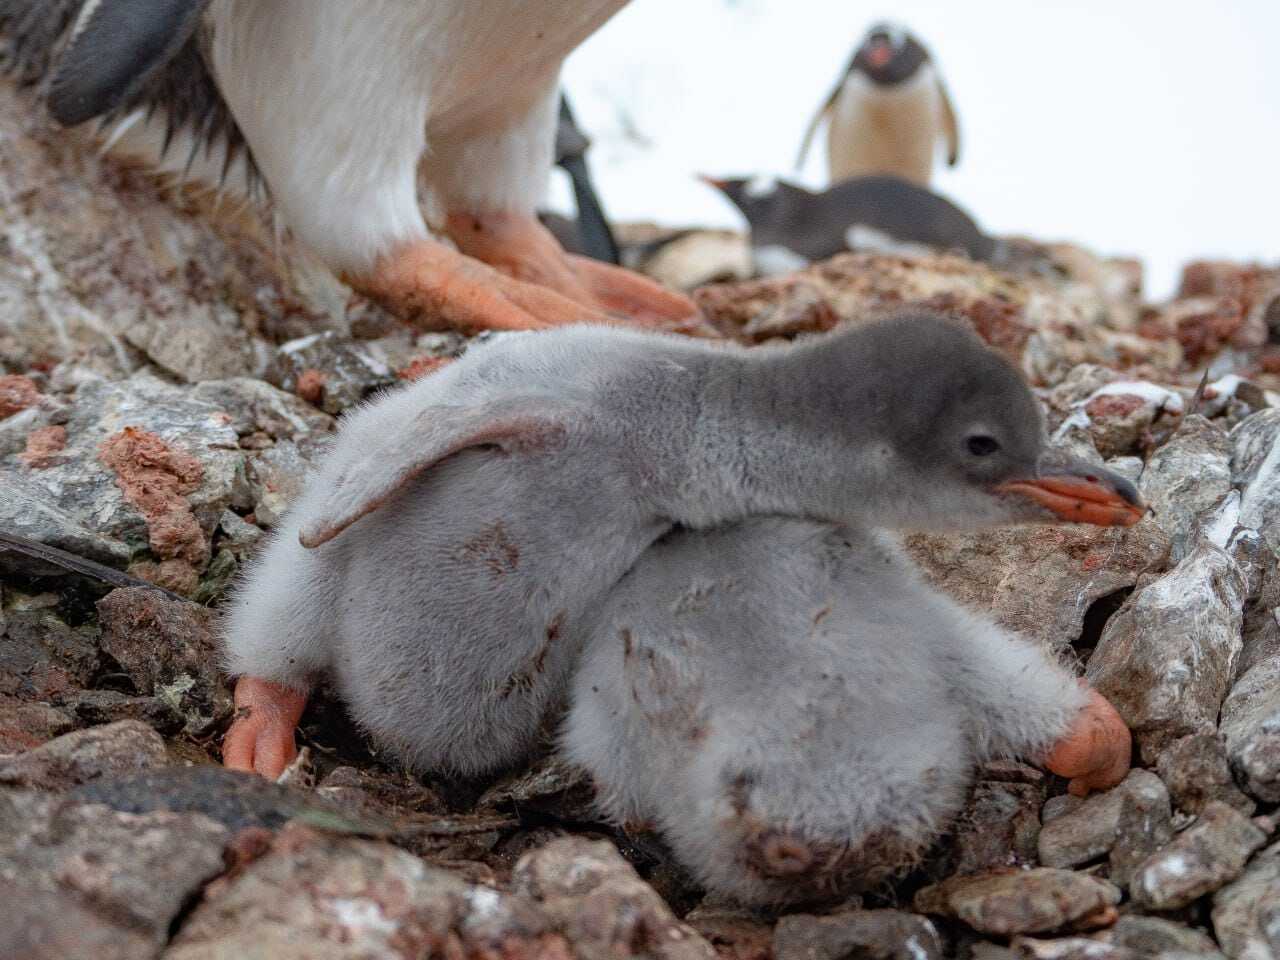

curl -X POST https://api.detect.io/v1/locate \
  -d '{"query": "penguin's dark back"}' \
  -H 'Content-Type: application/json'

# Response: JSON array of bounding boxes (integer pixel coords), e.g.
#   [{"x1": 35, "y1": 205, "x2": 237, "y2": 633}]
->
[{"x1": 756, "y1": 175, "x2": 995, "y2": 264}]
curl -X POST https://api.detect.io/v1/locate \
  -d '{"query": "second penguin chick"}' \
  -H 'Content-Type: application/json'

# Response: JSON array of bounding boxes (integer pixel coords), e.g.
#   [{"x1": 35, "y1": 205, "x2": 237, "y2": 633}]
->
[
  {"x1": 798, "y1": 22, "x2": 959, "y2": 186},
  {"x1": 565, "y1": 518, "x2": 1130, "y2": 907},
  {"x1": 221, "y1": 314, "x2": 1141, "y2": 780}
]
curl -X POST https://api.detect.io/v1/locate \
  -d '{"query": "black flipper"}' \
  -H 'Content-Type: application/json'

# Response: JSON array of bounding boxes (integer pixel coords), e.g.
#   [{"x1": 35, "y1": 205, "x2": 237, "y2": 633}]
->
[
  {"x1": 554, "y1": 96, "x2": 620, "y2": 266},
  {"x1": 47, "y1": 0, "x2": 209, "y2": 126}
]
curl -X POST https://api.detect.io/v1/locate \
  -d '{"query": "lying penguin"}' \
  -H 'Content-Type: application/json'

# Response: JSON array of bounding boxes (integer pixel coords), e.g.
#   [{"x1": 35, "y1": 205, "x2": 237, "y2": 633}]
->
[
  {"x1": 705, "y1": 174, "x2": 995, "y2": 276},
  {"x1": 566, "y1": 517, "x2": 1128, "y2": 906},
  {"x1": 220, "y1": 313, "x2": 1143, "y2": 780},
  {"x1": 0, "y1": 1, "x2": 695, "y2": 334},
  {"x1": 798, "y1": 22, "x2": 960, "y2": 186}
]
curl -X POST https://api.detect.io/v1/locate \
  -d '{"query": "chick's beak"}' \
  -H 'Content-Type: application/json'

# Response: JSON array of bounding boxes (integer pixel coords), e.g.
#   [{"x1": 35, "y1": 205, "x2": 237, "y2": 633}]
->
[{"x1": 995, "y1": 455, "x2": 1145, "y2": 527}]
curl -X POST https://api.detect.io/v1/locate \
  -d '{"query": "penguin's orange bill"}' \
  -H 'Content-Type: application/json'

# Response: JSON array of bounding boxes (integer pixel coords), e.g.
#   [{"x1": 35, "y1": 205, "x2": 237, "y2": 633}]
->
[{"x1": 996, "y1": 476, "x2": 1146, "y2": 527}]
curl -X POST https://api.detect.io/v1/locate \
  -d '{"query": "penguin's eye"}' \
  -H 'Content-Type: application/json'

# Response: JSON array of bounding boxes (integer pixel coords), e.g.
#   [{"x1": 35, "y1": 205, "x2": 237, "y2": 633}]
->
[{"x1": 966, "y1": 435, "x2": 1001, "y2": 457}]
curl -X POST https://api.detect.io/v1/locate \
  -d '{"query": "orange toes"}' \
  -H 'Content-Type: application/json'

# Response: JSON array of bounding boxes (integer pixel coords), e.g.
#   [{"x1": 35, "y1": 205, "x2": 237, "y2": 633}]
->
[
  {"x1": 1045, "y1": 688, "x2": 1132, "y2": 797},
  {"x1": 223, "y1": 677, "x2": 309, "y2": 779},
  {"x1": 566, "y1": 255, "x2": 716, "y2": 337}
]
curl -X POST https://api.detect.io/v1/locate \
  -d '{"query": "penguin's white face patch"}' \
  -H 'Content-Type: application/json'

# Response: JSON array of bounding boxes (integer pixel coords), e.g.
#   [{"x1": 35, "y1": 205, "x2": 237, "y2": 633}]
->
[{"x1": 745, "y1": 175, "x2": 779, "y2": 199}]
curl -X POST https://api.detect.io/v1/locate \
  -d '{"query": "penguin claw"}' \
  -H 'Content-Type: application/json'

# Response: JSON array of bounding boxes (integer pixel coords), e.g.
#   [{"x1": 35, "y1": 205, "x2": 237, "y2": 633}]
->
[{"x1": 222, "y1": 676, "x2": 309, "y2": 780}]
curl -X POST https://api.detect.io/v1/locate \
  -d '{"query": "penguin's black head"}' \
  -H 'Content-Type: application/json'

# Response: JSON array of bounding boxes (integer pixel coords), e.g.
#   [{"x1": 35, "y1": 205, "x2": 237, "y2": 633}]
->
[
  {"x1": 852, "y1": 22, "x2": 931, "y2": 86},
  {"x1": 700, "y1": 175, "x2": 812, "y2": 227}
]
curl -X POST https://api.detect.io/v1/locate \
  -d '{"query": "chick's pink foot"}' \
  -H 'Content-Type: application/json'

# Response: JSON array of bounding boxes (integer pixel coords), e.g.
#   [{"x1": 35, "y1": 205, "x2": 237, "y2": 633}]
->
[
  {"x1": 1044, "y1": 688, "x2": 1132, "y2": 797},
  {"x1": 222, "y1": 677, "x2": 309, "y2": 779}
]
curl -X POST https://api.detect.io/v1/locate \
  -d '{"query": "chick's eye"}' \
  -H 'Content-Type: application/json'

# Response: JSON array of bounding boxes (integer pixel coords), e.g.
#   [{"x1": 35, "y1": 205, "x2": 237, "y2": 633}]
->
[{"x1": 966, "y1": 435, "x2": 1001, "y2": 457}]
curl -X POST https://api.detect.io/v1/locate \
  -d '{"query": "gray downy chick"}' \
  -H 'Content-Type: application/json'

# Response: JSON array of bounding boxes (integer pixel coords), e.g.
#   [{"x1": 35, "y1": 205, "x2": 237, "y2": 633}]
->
[
  {"x1": 565, "y1": 516, "x2": 1128, "y2": 907},
  {"x1": 221, "y1": 314, "x2": 1142, "y2": 779},
  {"x1": 705, "y1": 173, "x2": 996, "y2": 276}
]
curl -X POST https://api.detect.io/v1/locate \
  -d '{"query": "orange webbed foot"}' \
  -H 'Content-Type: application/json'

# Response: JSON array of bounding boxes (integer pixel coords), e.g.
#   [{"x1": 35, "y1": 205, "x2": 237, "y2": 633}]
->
[
  {"x1": 1044, "y1": 687, "x2": 1132, "y2": 797},
  {"x1": 222, "y1": 677, "x2": 309, "y2": 779},
  {"x1": 566, "y1": 254, "x2": 717, "y2": 337}
]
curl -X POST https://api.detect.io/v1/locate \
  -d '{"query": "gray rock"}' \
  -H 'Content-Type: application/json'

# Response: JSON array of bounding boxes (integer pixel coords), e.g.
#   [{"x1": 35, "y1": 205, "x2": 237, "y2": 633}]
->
[
  {"x1": 1220, "y1": 655, "x2": 1280, "y2": 803},
  {"x1": 1239, "y1": 568, "x2": 1280, "y2": 680},
  {"x1": 1157, "y1": 734, "x2": 1256, "y2": 817},
  {"x1": 96, "y1": 588, "x2": 232, "y2": 735},
  {"x1": 905, "y1": 521, "x2": 1169, "y2": 651},
  {"x1": 1212, "y1": 840, "x2": 1280, "y2": 960},
  {"x1": 1109, "y1": 915, "x2": 1225, "y2": 959},
  {"x1": 1108, "y1": 784, "x2": 1178, "y2": 890},
  {"x1": 1087, "y1": 539, "x2": 1246, "y2": 762},
  {"x1": 1037, "y1": 770, "x2": 1169, "y2": 869},
  {"x1": 1011, "y1": 936, "x2": 1137, "y2": 960},
  {"x1": 244, "y1": 437, "x2": 325, "y2": 527},
  {"x1": 167, "y1": 824, "x2": 551, "y2": 960},
  {"x1": 1130, "y1": 802, "x2": 1269, "y2": 910},
  {"x1": 1232, "y1": 410, "x2": 1280, "y2": 552},
  {"x1": 0, "y1": 370, "x2": 245, "y2": 572},
  {"x1": 512, "y1": 837, "x2": 717, "y2": 959},
  {"x1": 913, "y1": 869, "x2": 1121, "y2": 937},
  {"x1": 0, "y1": 601, "x2": 101, "y2": 700},
  {"x1": 267, "y1": 331, "x2": 400, "y2": 415},
  {"x1": 1138, "y1": 416, "x2": 1232, "y2": 558},
  {"x1": 954, "y1": 779, "x2": 1046, "y2": 874},
  {"x1": 0, "y1": 789, "x2": 228, "y2": 960},
  {"x1": 0, "y1": 720, "x2": 170, "y2": 790},
  {"x1": 61, "y1": 689, "x2": 184, "y2": 733},
  {"x1": 189, "y1": 377, "x2": 335, "y2": 443},
  {"x1": 0, "y1": 694, "x2": 75, "y2": 752},
  {"x1": 774, "y1": 910, "x2": 944, "y2": 960},
  {"x1": 476, "y1": 754, "x2": 595, "y2": 822},
  {"x1": 0, "y1": 475, "x2": 133, "y2": 566}
]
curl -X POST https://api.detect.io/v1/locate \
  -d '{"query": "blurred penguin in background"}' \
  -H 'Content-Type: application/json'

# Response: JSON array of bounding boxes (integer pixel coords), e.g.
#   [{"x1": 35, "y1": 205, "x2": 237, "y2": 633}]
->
[{"x1": 798, "y1": 22, "x2": 960, "y2": 186}]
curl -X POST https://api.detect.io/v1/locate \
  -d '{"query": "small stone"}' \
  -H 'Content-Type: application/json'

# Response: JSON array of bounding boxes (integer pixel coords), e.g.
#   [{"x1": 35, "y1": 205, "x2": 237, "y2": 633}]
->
[
  {"x1": 1037, "y1": 770, "x2": 1169, "y2": 869},
  {"x1": 477, "y1": 754, "x2": 595, "y2": 822},
  {"x1": 315, "y1": 765, "x2": 446, "y2": 819},
  {"x1": 168, "y1": 824, "x2": 557, "y2": 960},
  {"x1": 1138, "y1": 416, "x2": 1232, "y2": 557},
  {"x1": 0, "y1": 694, "x2": 75, "y2": 752},
  {"x1": 1042, "y1": 795, "x2": 1084, "y2": 824},
  {"x1": 1109, "y1": 915, "x2": 1225, "y2": 959},
  {"x1": 1087, "y1": 539, "x2": 1246, "y2": 762},
  {"x1": 267, "y1": 331, "x2": 398, "y2": 415},
  {"x1": 1232, "y1": 409, "x2": 1280, "y2": 553},
  {"x1": 61, "y1": 689, "x2": 183, "y2": 732},
  {"x1": 20, "y1": 423, "x2": 67, "y2": 468},
  {"x1": 1157, "y1": 733, "x2": 1256, "y2": 816},
  {"x1": 0, "y1": 374, "x2": 42, "y2": 419},
  {"x1": 1219, "y1": 655, "x2": 1280, "y2": 803},
  {"x1": 0, "y1": 720, "x2": 169, "y2": 790},
  {"x1": 1011, "y1": 936, "x2": 1137, "y2": 960},
  {"x1": 683, "y1": 906, "x2": 774, "y2": 960},
  {"x1": 773, "y1": 910, "x2": 944, "y2": 960},
  {"x1": 0, "y1": 603, "x2": 102, "y2": 700},
  {"x1": 913, "y1": 869, "x2": 1121, "y2": 937},
  {"x1": 1130, "y1": 802, "x2": 1269, "y2": 910},
  {"x1": 96, "y1": 587, "x2": 232, "y2": 735},
  {"x1": 513, "y1": 837, "x2": 717, "y2": 959},
  {"x1": 1211, "y1": 840, "x2": 1280, "y2": 960},
  {"x1": 954, "y1": 779, "x2": 1046, "y2": 874},
  {"x1": 244, "y1": 437, "x2": 325, "y2": 527},
  {"x1": 1107, "y1": 783, "x2": 1177, "y2": 889}
]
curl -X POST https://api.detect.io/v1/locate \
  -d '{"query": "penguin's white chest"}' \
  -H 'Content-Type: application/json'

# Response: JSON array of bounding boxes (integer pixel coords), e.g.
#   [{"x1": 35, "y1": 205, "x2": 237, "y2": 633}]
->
[{"x1": 827, "y1": 67, "x2": 942, "y2": 185}]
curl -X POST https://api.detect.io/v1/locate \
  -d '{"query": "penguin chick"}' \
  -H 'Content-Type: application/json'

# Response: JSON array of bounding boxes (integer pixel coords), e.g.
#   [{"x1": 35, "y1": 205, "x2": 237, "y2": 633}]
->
[
  {"x1": 704, "y1": 174, "x2": 995, "y2": 276},
  {"x1": 797, "y1": 22, "x2": 960, "y2": 186},
  {"x1": 565, "y1": 518, "x2": 1130, "y2": 907},
  {"x1": 0, "y1": 1, "x2": 698, "y2": 335},
  {"x1": 220, "y1": 313, "x2": 1143, "y2": 779}
]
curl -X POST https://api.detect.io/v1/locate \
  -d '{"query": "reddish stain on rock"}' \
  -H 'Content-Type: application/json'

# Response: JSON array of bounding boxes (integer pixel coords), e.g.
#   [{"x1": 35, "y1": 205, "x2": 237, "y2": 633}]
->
[
  {"x1": 19, "y1": 424, "x2": 66, "y2": 468},
  {"x1": 1084, "y1": 394, "x2": 1146, "y2": 420},
  {"x1": 98, "y1": 426, "x2": 208, "y2": 568},
  {"x1": 0, "y1": 375, "x2": 40, "y2": 419},
  {"x1": 294, "y1": 368, "x2": 327, "y2": 406},
  {"x1": 396, "y1": 355, "x2": 452, "y2": 382}
]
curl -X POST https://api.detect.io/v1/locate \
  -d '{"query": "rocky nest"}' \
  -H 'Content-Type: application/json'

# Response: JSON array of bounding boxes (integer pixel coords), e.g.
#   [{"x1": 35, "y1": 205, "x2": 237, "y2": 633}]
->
[{"x1": 3, "y1": 80, "x2": 1280, "y2": 959}]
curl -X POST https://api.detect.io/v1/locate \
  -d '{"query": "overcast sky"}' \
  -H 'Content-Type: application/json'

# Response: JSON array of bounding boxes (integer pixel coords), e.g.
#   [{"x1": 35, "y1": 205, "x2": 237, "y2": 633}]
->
[{"x1": 553, "y1": 0, "x2": 1280, "y2": 299}]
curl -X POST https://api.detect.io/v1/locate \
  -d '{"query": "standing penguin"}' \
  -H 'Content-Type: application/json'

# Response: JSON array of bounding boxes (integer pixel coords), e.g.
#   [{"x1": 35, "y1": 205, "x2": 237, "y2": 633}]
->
[
  {"x1": 566, "y1": 517, "x2": 1129, "y2": 905},
  {"x1": 0, "y1": 1, "x2": 699, "y2": 334},
  {"x1": 797, "y1": 22, "x2": 960, "y2": 186},
  {"x1": 219, "y1": 313, "x2": 1143, "y2": 780}
]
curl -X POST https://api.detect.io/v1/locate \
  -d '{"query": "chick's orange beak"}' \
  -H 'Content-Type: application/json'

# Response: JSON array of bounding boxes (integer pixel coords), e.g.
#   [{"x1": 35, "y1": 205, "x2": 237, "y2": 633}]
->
[{"x1": 996, "y1": 461, "x2": 1145, "y2": 527}]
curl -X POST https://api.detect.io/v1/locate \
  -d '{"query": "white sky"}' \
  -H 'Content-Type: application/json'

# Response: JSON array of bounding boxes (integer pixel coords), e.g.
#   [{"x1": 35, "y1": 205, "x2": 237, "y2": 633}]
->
[{"x1": 554, "y1": 0, "x2": 1280, "y2": 300}]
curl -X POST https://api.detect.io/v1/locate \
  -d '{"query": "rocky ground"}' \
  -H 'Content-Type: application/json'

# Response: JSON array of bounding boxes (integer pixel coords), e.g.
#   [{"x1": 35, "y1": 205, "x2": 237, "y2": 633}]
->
[{"x1": 3, "y1": 78, "x2": 1280, "y2": 959}]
